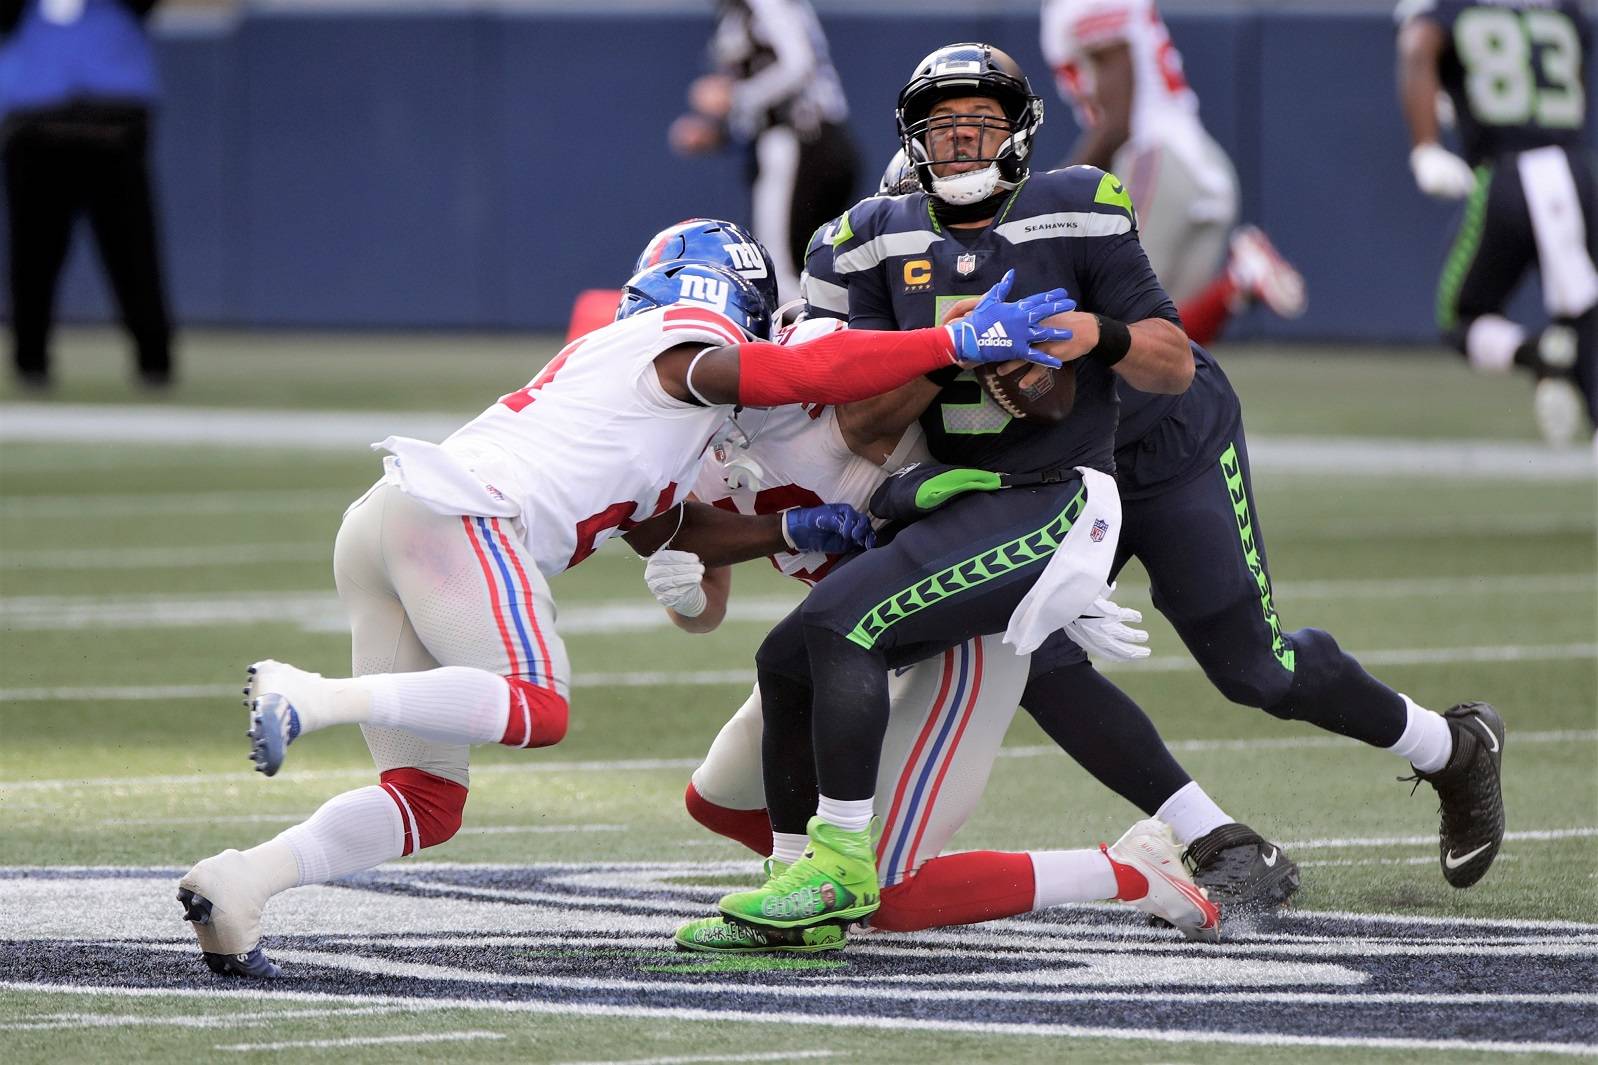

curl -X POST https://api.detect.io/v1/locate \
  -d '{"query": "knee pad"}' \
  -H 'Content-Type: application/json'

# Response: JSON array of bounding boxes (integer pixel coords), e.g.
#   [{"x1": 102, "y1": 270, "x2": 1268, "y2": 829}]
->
[
  {"x1": 754, "y1": 611, "x2": 811, "y2": 682},
  {"x1": 1261, "y1": 627, "x2": 1343, "y2": 721},
  {"x1": 379, "y1": 767, "x2": 468, "y2": 854},
  {"x1": 502, "y1": 677, "x2": 568, "y2": 748}
]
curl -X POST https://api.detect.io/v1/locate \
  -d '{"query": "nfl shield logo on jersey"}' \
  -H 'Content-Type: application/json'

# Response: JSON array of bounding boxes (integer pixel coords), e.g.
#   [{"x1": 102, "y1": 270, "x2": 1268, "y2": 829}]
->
[
  {"x1": 956, "y1": 253, "x2": 978, "y2": 276},
  {"x1": 1090, "y1": 518, "x2": 1110, "y2": 543}
]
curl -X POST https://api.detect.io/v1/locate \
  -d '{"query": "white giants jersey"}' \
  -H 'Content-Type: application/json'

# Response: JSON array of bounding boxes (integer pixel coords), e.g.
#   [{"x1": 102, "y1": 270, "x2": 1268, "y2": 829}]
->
[
  {"x1": 1040, "y1": 0, "x2": 1200, "y2": 143},
  {"x1": 692, "y1": 317, "x2": 929, "y2": 585},
  {"x1": 379, "y1": 306, "x2": 745, "y2": 578}
]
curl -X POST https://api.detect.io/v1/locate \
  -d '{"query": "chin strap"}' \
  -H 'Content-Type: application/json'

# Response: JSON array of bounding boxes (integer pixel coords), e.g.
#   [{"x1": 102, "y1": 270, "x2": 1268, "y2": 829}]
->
[{"x1": 929, "y1": 189, "x2": 1011, "y2": 226}]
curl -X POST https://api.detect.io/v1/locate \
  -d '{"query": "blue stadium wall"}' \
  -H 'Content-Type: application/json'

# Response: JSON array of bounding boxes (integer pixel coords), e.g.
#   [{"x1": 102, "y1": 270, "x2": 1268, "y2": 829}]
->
[{"x1": 36, "y1": 3, "x2": 1598, "y2": 341}]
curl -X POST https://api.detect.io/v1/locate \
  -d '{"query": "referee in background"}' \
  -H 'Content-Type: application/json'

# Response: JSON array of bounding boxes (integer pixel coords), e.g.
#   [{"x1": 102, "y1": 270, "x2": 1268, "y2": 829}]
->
[
  {"x1": 671, "y1": 0, "x2": 859, "y2": 303},
  {"x1": 1, "y1": 0, "x2": 173, "y2": 391}
]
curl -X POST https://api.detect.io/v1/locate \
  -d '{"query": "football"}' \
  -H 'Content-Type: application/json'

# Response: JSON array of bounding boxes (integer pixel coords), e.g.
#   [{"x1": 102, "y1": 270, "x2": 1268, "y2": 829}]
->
[{"x1": 976, "y1": 359, "x2": 1076, "y2": 423}]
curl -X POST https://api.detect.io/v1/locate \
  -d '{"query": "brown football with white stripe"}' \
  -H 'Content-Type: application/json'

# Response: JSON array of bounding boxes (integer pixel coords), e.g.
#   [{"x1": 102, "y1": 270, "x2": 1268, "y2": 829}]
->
[{"x1": 976, "y1": 359, "x2": 1076, "y2": 423}]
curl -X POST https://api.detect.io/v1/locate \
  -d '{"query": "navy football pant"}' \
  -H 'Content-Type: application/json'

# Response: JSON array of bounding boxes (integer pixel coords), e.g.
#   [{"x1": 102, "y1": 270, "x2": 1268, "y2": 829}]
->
[
  {"x1": 1438, "y1": 146, "x2": 1597, "y2": 425},
  {"x1": 756, "y1": 478, "x2": 1087, "y2": 834},
  {"x1": 1027, "y1": 428, "x2": 1407, "y2": 819}
]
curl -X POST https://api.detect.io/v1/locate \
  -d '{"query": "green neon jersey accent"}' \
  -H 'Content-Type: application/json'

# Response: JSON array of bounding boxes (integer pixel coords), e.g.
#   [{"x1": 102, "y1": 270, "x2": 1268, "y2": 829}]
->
[
  {"x1": 913, "y1": 468, "x2": 1005, "y2": 511},
  {"x1": 1436, "y1": 166, "x2": 1492, "y2": 332},
  {"x1": 831, "y1": 209, "x2": 855, "y2": 248},
  {"x1": 1094, "y1": 171, "x2": 1136, "y2": 224},
  {"x1": 846, "y1": 486, "x2": 1086, "y2": 649},
  {"x1": 1219, "y1": 443, "x2": 1294, "y2": 672}
]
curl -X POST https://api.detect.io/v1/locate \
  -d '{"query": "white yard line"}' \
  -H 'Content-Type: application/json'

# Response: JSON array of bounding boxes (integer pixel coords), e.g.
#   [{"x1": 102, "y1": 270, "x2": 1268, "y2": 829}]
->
[
  {"x1": 0, "y1": 1005, "x2": 418, "y2": 1032},
  {"x1": 1283, "y1": 827, "x2": 1598, "y2": 850},
  {"x1": 1, "y1": 573, "x2": 1593, "y2": 632},
  {"x1": 5, "y1": 404, "x2": 1593, "y2": 480},
  {"x1": 212, "y1": 1031, "x2": 505, "y2": 1052},
  {"x1": 2, "y1": 981, "x2": 1592, "y2": 1058},
  {"x1": 0, "y1": 489, "x2": 350, "y2": 519},
  {"x1": 2, "y1": 544, "x2": 327, "y2": 570},
  {"x1": 552, "y1": 1054, "x2": 835, "y2": 1065},
  {"x1": 3, "y1": 731, "x2": 1594, "y2": 797}
]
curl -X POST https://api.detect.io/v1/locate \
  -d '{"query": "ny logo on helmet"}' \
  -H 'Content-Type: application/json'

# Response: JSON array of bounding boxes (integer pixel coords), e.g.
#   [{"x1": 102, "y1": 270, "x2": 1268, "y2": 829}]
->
[
  {"x1": 679, "y1": 275, "x2": 731, "y2": 311},
  {"x1": 725, "y1": 243, "x2": 768, "y2": 278}
]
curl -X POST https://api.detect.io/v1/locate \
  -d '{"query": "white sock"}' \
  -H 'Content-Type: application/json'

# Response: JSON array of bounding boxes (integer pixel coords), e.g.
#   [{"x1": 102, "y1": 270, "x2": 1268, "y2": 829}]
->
[
  {"x1": 771, "y1": 832, "x2": 809, "y2": 866},
  {"x1": 815, "y1": 794, "x2": 874, "y2": 833},
  {"x1": 364, "y1": 667, "x2": 510, "y2": 746},
  {"x1": 276, "y1": 785, "x2": 405, "y2": 885},
  {"x1": 1029, "y1": 849, "x2": 1117, "y2": 908},
  {"x1": 1385, "y1": 693, "x2": 1454, "y2": 773},
  {"x1": 1465, "y1": 314, "x2": 1525, "y2": 373},
  {"x1": 1155, "y1": 781, "x2": 1232, "y2": 846}
]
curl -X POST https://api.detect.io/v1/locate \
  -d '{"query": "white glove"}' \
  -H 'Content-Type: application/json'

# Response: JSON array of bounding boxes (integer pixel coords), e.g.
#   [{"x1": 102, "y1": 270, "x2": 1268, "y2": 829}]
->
[
  {"x1": 1063, "y1": 583, "x2": 1151, "y2": 661},
  {"x1": 645, "y1": 548, "x2": 706, "y2": 618},
  {"x1": 1409, "y1": 142, "x2": 1476, "y2": 200}
]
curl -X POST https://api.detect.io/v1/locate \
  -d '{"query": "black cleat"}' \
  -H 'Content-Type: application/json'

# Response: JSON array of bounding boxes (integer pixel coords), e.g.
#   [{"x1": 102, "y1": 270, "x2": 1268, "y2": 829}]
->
[
  {"x1": 1410, "y1": 701, "x2": 1505, "y2": 888},
  {"x1": 1184, "y1": 822, "x2": 1300, "y2": 914}
]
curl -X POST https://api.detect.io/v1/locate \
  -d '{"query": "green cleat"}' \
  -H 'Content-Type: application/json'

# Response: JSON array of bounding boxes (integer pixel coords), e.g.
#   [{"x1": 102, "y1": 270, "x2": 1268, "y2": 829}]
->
[
  {"x1": 718, "y1": 816, "x2": 879, "y2": 929},
  {"x1": 674, "y1": 916, "x2": 847, "y2": 954}
]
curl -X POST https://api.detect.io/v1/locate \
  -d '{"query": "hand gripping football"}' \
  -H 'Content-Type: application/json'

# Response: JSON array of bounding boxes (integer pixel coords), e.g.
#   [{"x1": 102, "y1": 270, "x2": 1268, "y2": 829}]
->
[{"x1": 976, "y1": 359, "x2": 1076, "y2": 423}]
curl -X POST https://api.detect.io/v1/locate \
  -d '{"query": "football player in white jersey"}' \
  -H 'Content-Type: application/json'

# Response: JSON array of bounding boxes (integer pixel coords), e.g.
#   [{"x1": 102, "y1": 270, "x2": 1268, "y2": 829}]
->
[
  {"x1": 174, "y1": 242, "x2": 1075, "y2": 979},
  {"x1": 1040, "y1": 0, "x2": 1306, "y2": 345},
  {"x1": 647, "y1": 310, "x2": 1218, "y2": 952}
]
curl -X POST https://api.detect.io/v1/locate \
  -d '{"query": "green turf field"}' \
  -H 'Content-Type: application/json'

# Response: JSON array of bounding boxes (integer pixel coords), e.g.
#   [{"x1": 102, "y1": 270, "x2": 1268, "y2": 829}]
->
[{"x1": 1, "y1": 329, "x2": 1594, "y2": 1062}]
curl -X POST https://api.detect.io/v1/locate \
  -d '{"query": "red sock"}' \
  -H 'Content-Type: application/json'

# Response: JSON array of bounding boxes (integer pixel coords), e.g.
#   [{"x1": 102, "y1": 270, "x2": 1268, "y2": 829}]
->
[
  {"x1": 683, "y1": 782, "x2": 773, "y2": 857},
  {"x1": 1178, "y1": 274, "x2": 1239, "y2": 347},
  {"x1": 872, "y1": 851, "x2": 1037, "y2": 932},
  {"x1": 1099, "y1": 842, "x2": 1150, "y2": 901}
]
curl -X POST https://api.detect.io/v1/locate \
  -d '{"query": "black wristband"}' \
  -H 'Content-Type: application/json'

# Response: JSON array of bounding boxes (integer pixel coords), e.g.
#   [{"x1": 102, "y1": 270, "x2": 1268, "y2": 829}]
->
[
  {"x1": 1088, "y1": 315, "x2": 1132, "y2": 368},
  {"x1": 924, "y1": 364, "x2": 963, "y2": 387}
]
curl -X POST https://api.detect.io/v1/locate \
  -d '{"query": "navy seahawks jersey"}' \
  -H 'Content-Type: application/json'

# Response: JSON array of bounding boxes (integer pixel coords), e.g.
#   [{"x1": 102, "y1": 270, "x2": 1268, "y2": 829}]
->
[
  {"x1": 801, "y1": 216, "x2": 849, "y2": 321},
  {"x1": 832, "y1": 166, "x2": 1180, "y2": 477},
  {"x1": 1398, "y1": 0, "x2": 1590, "y2": 165}
]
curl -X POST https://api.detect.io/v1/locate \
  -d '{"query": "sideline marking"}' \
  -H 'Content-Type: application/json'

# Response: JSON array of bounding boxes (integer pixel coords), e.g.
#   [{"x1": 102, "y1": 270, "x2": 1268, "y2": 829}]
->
[
  {"x1": 0, "y1": 1005, "x2": 418, "y2": 1031},
  {"x1": 2, "y1": 544, "x2": 327, "y2": 570},
  {"x1": 553, "y1": 1054, "x2": 837, "y2": 1065},
  {"x1": 2, "y1": 981, "x2": 1592, "y2": 1058}
]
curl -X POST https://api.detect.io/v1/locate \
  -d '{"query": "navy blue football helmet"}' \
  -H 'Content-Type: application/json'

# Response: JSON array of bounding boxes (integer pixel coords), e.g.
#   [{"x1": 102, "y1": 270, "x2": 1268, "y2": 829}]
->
[
  {"x1": 896, "y1": 43, "x2": 1044, "y2": 205},
  {"x1": 634, "y1": 218, "x2": 778, "y2": 316},
  {"x1": 615, "y1": 261, "x2": 773, "y2": 341}
]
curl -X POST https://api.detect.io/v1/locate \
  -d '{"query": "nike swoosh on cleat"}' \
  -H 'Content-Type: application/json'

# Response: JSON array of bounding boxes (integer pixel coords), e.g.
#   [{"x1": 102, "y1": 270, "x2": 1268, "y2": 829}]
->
[
  {"x1": 1473, "y1": 718, "x2": 1500, "y2": 753},
  {"x1": 1445, "y1": 843, "x2": 1492, "y2": 869},
  {"x1": 1261, "y1": 848, "x2": 1278, "y2": 868}
]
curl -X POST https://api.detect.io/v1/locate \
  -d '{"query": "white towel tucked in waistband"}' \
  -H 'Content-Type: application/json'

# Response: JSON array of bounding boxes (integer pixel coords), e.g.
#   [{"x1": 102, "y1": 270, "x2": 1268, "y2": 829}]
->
[
  {"x1": 374, "y1": 435, "x2": 520, "y2": 520},
  {"x1": 1003, "y1": 467, "x2": 1121, "y2": 655},
  {"x1": 1519, "y1": 145, "x2": 1598, "y2": 318}
]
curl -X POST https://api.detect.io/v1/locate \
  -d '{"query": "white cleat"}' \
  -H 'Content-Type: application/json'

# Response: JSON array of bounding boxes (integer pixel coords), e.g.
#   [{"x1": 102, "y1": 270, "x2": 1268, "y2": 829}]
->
[
  {"x1": 1227, "y1": 225, "x2": 1307, "y2": 319},
  {"x1": 1533, "y1": 377, "x2": 1584, "y2": 448},
  {"x1": 1105, "y1": 819, "x2": 1221, "y2": 943},
  {"x1": 176, "y1": 849, "x2": 282, "y2": 978},
  {"x1": 243, "y1": 659, "x2": 327, "y2": 775}
]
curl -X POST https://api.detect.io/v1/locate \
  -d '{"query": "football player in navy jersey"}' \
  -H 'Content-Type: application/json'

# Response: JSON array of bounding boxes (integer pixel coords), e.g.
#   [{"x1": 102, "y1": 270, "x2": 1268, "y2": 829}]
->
[
  {"x1": 734, "y1": 43, "x2": 1504, "y2": 931},
  {"x1": 703, "y1": 43, "x2": 1199, "y2": 935},
  {"x1": 1397, "y1": 0, "x2": 1595, "y2": 445}
]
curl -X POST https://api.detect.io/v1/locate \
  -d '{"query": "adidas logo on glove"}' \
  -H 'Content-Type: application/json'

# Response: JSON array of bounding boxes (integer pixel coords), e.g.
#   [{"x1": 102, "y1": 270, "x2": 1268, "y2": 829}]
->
[{"x1": 978, "y1": 322, "x2": 1012, "y2": 349}]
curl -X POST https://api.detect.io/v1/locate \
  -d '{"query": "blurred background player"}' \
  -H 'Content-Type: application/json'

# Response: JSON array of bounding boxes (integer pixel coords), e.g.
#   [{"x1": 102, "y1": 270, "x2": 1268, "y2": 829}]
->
[
  {"x1": 1040, "y1": 0, "x2": 1306, "y2": 346},
  {"x1": 669, "y1": 0, "x2": 859, "y2": 303},
  {"x1": 0, "y1": 0, "x2": 174, "y2": 390},
  {"x1": 1396, "y1": 0, "x2": 1596, "y2": 446}
]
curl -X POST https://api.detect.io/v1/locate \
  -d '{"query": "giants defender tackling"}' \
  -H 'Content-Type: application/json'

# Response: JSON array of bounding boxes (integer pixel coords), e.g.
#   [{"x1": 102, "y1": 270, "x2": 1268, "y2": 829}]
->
[{"x1": 174, "y1": 228, "x2": 1071, "y2": 978}]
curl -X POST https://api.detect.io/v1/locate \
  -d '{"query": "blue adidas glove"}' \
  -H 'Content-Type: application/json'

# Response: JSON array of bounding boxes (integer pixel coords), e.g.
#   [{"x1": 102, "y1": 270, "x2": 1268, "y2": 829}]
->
[
  {"x1": 783, "y1": 503, "x2": 877, "y2": 553},
  {"x1": 945, "y1": 270, "x2": 1074, "y2": 368}
]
